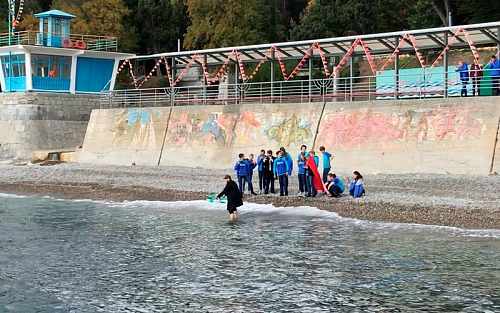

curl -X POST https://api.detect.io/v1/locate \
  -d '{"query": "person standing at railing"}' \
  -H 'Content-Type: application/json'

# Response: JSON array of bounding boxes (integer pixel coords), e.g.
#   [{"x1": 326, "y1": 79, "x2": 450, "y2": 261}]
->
[
  {"x1": 470, "y1": 58, "x2": 483, "y2": 96},
  {"x1": 484, "y1": 55, "x2": 500, "y2": 96},
  {"x1": 455, "y1": 60, "x2": 469, "y2": 97}
]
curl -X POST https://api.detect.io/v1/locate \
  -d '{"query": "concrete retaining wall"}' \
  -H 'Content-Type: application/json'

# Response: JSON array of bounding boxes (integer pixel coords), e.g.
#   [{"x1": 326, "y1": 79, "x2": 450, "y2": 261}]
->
[
  {"x1": 78, "y1": 107, "x2": 171, "y2": 166},
  {"x1": 79, "y1": 97, "x2": 500, "y2": 174},
  {"x1": 0, "y1": 93, "x2": 100, "y2": 159}
]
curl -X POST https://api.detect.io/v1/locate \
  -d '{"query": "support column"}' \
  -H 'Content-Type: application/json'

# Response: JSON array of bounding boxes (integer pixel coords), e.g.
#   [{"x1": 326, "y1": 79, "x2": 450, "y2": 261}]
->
[
  {"x1": 350, "y1": 56, "x2": 355, "y2": 101},
  {"x1": 108, "y1": 58, "x2": 120, "y2": 92},
  {"x1": 497, "y1": 27, "x2": 500, "y2": 55},
  {"x1": 25, "y1": 52, "x2": 32, "y2": 91},
  {"x1": 202, "y1": 55, "x2": 207, "y2": 105},
  {"x1": 234, "y1": 61, "x2": 239, "y2": 104},
  {"x1": 394, "y1": 37, "x2": 400, "y2": 100},
  {"x1": 270, "y1": 50, "x2": 275, "y2": 102},
  {"x1": 443, "y1": 32, "x2": 449, "y2": 98},
  {"x1": 308, "y1": 50, "x2": 313, "y2": 103},
  {"x1": 70, "y1": 55, "x2": 78, "y2": 94},
  {"x1": 171, "y1": 57, "x2": 176, "y2": 105}
]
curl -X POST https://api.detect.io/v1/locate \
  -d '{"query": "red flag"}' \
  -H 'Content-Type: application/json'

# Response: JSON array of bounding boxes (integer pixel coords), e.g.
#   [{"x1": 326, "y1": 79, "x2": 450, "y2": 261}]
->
[{"x1": 306, "y1": 157, "x2": 325, "y2": 193}]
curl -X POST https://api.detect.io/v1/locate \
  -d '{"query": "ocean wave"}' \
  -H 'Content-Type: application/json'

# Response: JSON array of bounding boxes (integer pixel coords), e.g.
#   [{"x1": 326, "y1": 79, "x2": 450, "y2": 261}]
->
[
  {"x1": 0, "y1": 192, "x2": 27, "y2": 199},
  {"x1": 112, "y1": 199, "x2": 500, "y2": 238}
]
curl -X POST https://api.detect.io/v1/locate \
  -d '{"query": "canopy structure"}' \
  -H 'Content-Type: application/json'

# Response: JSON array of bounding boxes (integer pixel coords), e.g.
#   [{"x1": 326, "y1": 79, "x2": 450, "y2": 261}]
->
[{"x1": 130, "y1": 21, "x2": 500, "y2": 66}]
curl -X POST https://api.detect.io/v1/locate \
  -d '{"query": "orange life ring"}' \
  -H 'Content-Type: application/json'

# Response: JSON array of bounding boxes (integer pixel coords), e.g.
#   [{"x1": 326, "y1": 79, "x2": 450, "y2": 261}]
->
[
  {"x1": 62, "y1": 38, "x2": 73, "y2": 48},
  {"x1": 75, "y1": 40, "x2": 87, "y2": 50}
]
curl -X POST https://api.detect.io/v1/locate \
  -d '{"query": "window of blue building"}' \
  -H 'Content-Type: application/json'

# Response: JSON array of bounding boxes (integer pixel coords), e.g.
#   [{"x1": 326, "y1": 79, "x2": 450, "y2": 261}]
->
[
  {"x1": 31, "y1": 54, "x2": 71, "y2": 78},
  {"x1": 1, "y1": 54, "x2": 26, "y2": 77},
  {"x1": 53, "y1": 19, "x2": 66, "y2": 36}
]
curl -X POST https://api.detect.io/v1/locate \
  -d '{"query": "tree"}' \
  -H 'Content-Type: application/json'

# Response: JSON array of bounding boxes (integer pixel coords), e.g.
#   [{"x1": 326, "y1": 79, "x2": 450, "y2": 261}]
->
[
  {"x1": 291, "y1": 0, "x2": 381, "y2": 40},
  {"x1": 136, "y1": 0, "x2": 188, "y2": 54},
  {"x1": 407, "y1": 0, "x2": 442, "y2": 29},
  {"x1": 183, "y1": 0, "x2": 267, "y2": 49}
]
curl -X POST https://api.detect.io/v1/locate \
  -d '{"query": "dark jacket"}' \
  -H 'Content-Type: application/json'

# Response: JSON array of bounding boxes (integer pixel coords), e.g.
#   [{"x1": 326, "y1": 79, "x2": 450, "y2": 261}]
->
[
  {"x1": 262, "y1": 156, "x2": 276, "y2": 180},
  {"x1": 470, "y1": 63, "x2": 483, "y2": 79},
  {"x1": 218, "y1": 180, "x2": 243, "y2": 210}
]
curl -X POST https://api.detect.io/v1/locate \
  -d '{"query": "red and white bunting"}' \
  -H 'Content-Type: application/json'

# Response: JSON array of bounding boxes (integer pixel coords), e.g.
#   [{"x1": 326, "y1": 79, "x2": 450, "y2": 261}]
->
[
  {"x1": 196, "y1": 54, "x2": 212, "y2": 85},
  {"x1": 211, "y1": 50, "x2": 235, "y2": 84},
  {"x1": 236, "y1": 51, "x2": 247, "y2": 82},
  {"x1": 173, "y1": 54, "x2": 198, "y2": 86},
  {"x1": 378, "y1": 34, "x2": 409, "y2": 74},
  {"x1": 116, "y1": 59, "x2": 138, "y2": 89},
  {"x1": 127, "y1": 60, "x2": 138, "y2": 89},
  {"x1": 286, "y1": 43, "x2": 316, "y2": 80},
  {"x1": 245, "y1": 47, "x2": 274, "y2": 82},
  {"x1": 462, "y1": 29, "x2": 480, "y2": 60},
  {"x1": 358, "y1": 39, "x2": 377, "y2": 75},
  {"x1": 330, "y1": 39, "x2": 360, "y2": 78},
  {"x1": 316, "y1": 43, "x2": 331, "y2": 77},
  {"x1": 408, "y1": 34, "x2": 426, "y2": 70},
  {"x1": 137, "y1": 58, "x2": 163, "y2": 88},
  {"x1": 274, "y1": 46, "x2": 288, "y2": 80},
  {"x1": 429, "y1": 28, "x2": 463, "y2": 69},
  {"x1": 160, "y1": 56, "x2": 174, "y2": 87}
]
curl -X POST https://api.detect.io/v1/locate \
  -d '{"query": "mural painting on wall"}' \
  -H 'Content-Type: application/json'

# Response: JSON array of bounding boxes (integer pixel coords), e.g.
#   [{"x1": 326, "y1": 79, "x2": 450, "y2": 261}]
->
[
  {"x1": 109, "y1": 109, "x2": 166, "y2": 150},
  {"x1": 165, "y1": 112, "x2": 261, "y2": 148},
  {"x1": 317, "y1": 105, "x2": 485, "y2": 150},
  {"x1": 265, "y1": 115, "x2": 314, "y2": 147}
]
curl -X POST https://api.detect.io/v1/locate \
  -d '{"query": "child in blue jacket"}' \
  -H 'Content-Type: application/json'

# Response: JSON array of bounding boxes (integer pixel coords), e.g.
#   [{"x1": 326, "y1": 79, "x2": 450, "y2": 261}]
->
[
  {"x1": 234, "y1": 153, "x2": 250, "y2": 196},
  {"x1": 256, "y1": 149, "x2": 266, "y2": 194},
  {"x1": 274, "y1": 150, "x2": 290, "y2": 196},
  {"x1": 297, "y1": 152, "x2": 307, "y2": 197}
]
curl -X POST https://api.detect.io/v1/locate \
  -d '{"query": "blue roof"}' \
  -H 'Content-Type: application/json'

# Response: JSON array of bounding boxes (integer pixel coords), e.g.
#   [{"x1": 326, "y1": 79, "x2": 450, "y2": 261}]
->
[{"x1": 34, "y1": 10, "x2": 76, "y2": 19}]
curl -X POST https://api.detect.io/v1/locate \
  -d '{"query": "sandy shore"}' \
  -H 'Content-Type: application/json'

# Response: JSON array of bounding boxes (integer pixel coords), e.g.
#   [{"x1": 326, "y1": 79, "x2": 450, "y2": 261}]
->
[{"x1": 0, "y1": 163, "x2": 499, "y2": 229}]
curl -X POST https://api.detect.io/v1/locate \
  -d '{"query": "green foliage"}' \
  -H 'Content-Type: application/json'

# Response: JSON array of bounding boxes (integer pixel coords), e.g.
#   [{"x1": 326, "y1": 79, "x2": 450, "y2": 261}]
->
[
  {"x1": 407, "y1": 0, "x2": 442, "y2": 29},
  {"x1": 1, "y1": 0, "x2": 499, "y2": 60}
]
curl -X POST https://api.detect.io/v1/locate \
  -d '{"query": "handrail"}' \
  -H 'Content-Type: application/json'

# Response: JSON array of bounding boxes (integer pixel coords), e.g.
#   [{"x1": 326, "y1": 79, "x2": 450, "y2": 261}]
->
[
  {"x1": 101, "y1": 69, "x2": 500, "y2": 108},
  {"x1": 0, "y1": 30, "x2": 118, "y2": 51}
]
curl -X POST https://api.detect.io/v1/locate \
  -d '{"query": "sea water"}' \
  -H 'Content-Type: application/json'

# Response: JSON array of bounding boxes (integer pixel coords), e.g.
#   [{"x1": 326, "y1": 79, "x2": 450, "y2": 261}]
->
[{"x1": 0, "y1": 193, "x2": 499, "y2": 312}]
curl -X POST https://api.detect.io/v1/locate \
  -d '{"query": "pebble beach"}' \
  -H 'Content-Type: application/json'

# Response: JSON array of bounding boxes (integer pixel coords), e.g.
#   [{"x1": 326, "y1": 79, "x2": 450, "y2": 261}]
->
[{"x1": 0, "y1": 163, "x2": 499, "y2": 230}]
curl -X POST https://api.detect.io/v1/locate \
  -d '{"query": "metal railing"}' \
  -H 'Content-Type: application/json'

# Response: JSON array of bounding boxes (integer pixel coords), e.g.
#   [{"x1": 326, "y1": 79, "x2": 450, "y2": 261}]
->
[
  {"x1": 0, "y1": 31, "x2": 118, "y2": 51},
  {"x1": 100, "y1": 69, "x2": 500, "y2": 108}
]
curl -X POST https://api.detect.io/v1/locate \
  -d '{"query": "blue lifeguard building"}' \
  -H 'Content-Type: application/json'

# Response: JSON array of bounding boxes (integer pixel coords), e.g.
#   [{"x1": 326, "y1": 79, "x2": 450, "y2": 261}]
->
[{"x1": 0, "y1": 9, "x2": 134, "y2": 93}]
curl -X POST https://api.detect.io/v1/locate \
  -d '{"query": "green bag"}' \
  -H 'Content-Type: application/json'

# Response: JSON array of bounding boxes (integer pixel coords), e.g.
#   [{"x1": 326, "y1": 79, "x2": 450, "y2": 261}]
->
[{"x1": 206, "y1": 194, "x2": 227, "y2": 203}]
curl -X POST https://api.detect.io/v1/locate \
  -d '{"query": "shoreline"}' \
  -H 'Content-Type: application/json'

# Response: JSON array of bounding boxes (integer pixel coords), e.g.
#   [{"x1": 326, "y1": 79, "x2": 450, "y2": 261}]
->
[{"x1": 1, "y1": 163, "x2": 499, "y2": 229}]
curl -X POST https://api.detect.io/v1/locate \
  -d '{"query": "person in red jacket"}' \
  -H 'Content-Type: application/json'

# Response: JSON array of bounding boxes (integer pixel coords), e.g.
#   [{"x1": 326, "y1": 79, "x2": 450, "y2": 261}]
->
[
  {"x1": 304, "y1": 152, "x2": 326, "y2": 196},
  {"x1": 470, "y1": 58, "x2": 483, "y2": 96}
]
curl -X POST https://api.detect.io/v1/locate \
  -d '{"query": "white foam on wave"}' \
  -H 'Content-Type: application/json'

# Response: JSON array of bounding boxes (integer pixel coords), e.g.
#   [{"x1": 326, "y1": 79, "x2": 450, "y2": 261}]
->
[
  {"x1": 0, "y1": 192, "x2": 27, "y2": 199},
  {"x1": 114, "y1": 199, "x2": 500, "y2": 239},
  {"x1": 117, "y1": 199, "x2": 343, "y2": 219}
]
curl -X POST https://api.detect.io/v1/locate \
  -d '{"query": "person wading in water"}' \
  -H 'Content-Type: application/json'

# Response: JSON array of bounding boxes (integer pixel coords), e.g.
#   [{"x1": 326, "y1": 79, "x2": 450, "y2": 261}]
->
[{"x1": 216, "y1": 175, "x2": 243, "y2": 221}]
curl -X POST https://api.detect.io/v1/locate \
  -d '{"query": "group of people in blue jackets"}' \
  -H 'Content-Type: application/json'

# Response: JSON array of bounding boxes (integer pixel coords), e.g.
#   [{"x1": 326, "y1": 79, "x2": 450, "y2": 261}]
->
[
  {"x1": 233, "y1": 145, "x2": 365, "y2": 199},
  {"x1": 455, "y1": 55, "x2": 500, "y2": 97}
]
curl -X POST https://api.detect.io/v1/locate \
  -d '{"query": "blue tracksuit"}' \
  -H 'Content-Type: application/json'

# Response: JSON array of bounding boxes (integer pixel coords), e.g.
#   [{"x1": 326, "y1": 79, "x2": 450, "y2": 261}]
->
[
  {"x1": 486, "y1": 59, "x2": 500, "y2": 96},
  {"x1": 257, "y1": 155, "x2": 265, "y2": 190},
  {"x1": 284, "y1": 152, "x2": 293, "y2": 175},
  {"x1": 297, "y1": 159, "x2": 307, "y2": 193},
  {"x1": 234, "y1": 159, "x2": 250, "y2": 195},
  {"x1": 274, "y1": 157, "x2": 290, "y2": 196}
]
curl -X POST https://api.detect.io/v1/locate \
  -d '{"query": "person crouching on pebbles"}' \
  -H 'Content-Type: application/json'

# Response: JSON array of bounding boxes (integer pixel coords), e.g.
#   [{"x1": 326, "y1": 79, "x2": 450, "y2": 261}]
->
[
  {"x1": 216, "y1": 175, "x2": 243, "y2": 221},
  {"x1": 324, "y1": 173, "x2": 344, "y2": 197},
  {"x1": 349, "y1": 171, "x2": 365, "y2": 198}
]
